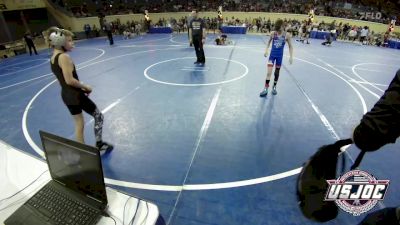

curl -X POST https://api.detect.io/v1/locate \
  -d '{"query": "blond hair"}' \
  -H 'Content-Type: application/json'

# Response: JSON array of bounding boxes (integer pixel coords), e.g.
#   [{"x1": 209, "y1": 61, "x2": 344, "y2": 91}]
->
[{"x1": 44, "y1": 26, "x2": 74, "y2": 48}]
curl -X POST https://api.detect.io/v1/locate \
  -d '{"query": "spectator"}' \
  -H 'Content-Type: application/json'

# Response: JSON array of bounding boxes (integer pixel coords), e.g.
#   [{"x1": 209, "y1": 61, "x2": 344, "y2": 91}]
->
[
  {"x1": 360, "y1": 26, "x2": 369, "y2": 45},
  {"x1": 92, "y1": 24, "x2": 99, "y2": 37},
  {"x1": 348, "y1": 27, "x2": 358, "y2": 42},
  {"x1": 382, "y1": 31, "x2": 390, "y2": 47},
  {"x1": 83, "y1": 24, "x2": 91, "y2": 39},
  {"x1": 123, "y1": 29, "x2": 132, "y2": 39}
]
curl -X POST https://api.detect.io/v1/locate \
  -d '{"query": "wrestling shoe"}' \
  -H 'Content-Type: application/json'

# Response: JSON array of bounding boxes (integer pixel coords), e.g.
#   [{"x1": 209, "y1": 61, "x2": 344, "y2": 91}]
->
[
  {"x1": 272, "y1": 86, "x2": 277, "y2": 95},
  {"x1": 97, "y1": 141, "x2": 114, "y2": 151},
  {"x1": 259, "y1": 88, "x2": 268, "y2": 97}
]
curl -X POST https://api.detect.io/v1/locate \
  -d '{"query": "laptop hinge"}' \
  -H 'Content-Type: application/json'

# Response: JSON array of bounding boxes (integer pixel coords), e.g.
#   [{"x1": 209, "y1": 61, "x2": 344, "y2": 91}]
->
[
  {"x1": 54, "y1": 179, "x2": 66, "y2": 186},
  {"x1": 87, "y1": 195, "x2": 102, "y2": 203}
]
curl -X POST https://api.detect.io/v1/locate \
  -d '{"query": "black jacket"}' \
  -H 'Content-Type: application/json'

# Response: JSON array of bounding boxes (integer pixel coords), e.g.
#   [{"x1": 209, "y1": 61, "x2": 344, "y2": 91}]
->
[{"x1": 353, "y1": 69, "x2": 400, "y2": 151}]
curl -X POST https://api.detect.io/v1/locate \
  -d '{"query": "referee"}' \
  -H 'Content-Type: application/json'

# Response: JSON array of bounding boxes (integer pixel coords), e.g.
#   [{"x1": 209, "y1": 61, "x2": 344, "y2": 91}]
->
[
  {"x1": 102, "y1": 19, "x2": 113, "y2": 45},
  {"x1": 189, "y1": 9, "x2": 206, "y2": 65}
]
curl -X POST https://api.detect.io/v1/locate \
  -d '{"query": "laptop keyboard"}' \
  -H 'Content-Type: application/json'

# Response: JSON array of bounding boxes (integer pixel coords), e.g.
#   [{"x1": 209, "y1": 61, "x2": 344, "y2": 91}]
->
[{"x1": 27, "y1": 185, "x2": 99, "y2": 225}]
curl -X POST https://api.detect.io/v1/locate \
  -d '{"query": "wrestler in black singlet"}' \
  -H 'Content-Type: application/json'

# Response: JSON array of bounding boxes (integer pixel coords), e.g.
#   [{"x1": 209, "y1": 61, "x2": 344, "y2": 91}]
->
[
  {"x1": 51, "y1": 53, "x2": 96, "y2": 115},
  {"x1": 51, "y1": 53, "x2": 112, "y2": 151}
]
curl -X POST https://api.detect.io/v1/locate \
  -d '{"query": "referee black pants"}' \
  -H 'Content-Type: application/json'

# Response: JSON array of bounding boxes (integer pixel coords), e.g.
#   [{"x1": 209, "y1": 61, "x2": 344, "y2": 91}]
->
[
  {"x1": 193, "y1": 37, "x2": 205, "y2": 63},
  {"x1": 27, "y1": 43, "x2": 38, "y2": 55},
  {"x1": 106, "y1": 31, "x2": 114, "y2": 45}
]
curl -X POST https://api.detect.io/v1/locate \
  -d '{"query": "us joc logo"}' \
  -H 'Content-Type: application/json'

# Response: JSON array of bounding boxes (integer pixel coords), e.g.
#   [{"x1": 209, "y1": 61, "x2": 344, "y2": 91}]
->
[{"x1": 325, "y1": 170, "x2": 389, "y2": 216}]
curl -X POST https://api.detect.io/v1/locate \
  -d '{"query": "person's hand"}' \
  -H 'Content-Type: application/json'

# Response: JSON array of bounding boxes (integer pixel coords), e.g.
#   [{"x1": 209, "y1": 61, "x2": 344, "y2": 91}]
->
[
  {"x1": 190, "y1": 39, "x2": 193, "y2": 45},
  {"x1": 202, "y1": 38, "x2": 205, "y2": 44},
  {"x1": 82, "y1": 85, "x2": 92, "y2": 95},
  {"x1": 264, "y1": 52, "x2": 268, "y2": 58},
  {"x1": 289, "y1": 57, "x2": 293, "y2": 65}
]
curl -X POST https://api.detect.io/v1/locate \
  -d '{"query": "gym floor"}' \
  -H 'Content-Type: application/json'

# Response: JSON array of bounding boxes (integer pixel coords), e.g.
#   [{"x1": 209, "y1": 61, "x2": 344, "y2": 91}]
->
[{"x1": 0, "y1": 33, "x2": 399, "y2": 225}]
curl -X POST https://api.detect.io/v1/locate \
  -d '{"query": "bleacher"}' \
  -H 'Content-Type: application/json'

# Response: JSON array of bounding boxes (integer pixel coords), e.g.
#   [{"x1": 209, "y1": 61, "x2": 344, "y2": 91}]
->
[{"x1": 55, "y1": 0, "x2": 399, "y2": 25}]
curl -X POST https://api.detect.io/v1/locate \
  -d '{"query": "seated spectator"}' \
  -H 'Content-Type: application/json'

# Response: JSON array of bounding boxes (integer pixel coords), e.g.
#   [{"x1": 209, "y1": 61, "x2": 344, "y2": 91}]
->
[
  {"x1": 368, "y1": 31, "x2": 376, "y2": 45},
  {"x1": 382, "y1": 31, "x2": 390, "y2": 47},
  {"x1": 81, "y1": 3, "x2": 89, "y2": 17},
  {"x1": 135, "y1": 23, "x2": 142, "y2": 35},
  {"x1": 348, "y1": 28, "x2": 358, "y2": 42},
  {"x1": 92, "y1": 24, "x2": 99, "y2": 37},
  {"x1": 360, "y1": 26, "x2": 369, "y2": 45},
  {"x1": 123, "y1": 29, "x2": 132, "y2": 39}
]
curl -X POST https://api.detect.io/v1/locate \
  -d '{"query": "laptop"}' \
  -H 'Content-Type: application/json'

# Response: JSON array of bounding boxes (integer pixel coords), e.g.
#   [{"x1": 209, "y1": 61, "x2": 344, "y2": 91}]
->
[{"x1": 5, "y1": 130, "x2": 108, "y2": 225}]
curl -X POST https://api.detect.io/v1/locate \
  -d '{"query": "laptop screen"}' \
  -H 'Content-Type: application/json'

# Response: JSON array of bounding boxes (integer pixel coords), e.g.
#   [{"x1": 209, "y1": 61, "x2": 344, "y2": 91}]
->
[{"x1": 39, "y1": 131, "x2": 107, "y2": 205}]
